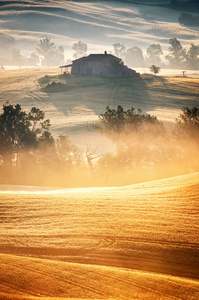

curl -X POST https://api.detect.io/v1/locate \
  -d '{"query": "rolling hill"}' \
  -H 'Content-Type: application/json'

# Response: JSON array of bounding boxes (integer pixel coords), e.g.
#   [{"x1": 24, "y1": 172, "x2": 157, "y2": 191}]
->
[
  {"x1": 0, "y1": 254, "x2": 199, "y2": 300},
  {"x1": 0, "y1": 67, "x2": 199, "y2": 154},
  {"x1": 1, "y1": 1, "x2": 199, "y2": 299},
  {"x1": 0, "y1": 172, "x2": 199, "y2": 299}
]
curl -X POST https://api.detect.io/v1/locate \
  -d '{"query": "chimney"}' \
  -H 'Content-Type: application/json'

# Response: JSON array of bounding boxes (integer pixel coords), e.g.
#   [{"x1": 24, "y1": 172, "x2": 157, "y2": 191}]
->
[{"x1": 104, "y1": 51, "x2": 107, "y2": 55}]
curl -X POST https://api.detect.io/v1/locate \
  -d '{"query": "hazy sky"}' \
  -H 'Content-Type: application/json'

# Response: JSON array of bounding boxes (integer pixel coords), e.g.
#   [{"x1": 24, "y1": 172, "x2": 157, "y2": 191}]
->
[{"x1": 0, "y1": 0, "x2": 199, "y2": 60}]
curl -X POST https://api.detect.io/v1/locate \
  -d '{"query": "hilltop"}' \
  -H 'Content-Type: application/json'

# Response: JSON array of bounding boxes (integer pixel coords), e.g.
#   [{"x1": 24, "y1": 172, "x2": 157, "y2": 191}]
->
[{"x1": 1, "y1": 67, "x2": 199, "y2": 154}]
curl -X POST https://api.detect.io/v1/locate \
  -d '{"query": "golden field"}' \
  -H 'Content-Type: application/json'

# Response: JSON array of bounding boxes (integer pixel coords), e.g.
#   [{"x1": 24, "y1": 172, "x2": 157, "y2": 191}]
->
[
  {"x1": 0, "y1": 68, "x2": 199, "y2": 299},
  {"x1": 1, "y1": 0, "x2": 199, "y2": 296},
  {"x1": 0, "y1": 173, "x2": 199, "y2": 299}
]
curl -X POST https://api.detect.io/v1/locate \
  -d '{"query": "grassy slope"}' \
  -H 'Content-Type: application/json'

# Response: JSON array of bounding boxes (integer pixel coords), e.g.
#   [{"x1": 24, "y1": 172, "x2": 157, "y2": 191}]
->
[
  {"x1": 1, "y1": 68, "x2": 198, "y2": 133},
  {"x1": 0, "y1": 254, "x2": 199, "y2": 300},
  {"x1": 1, "y1": 67, "x2": 198, "y2": 153},
  {"x1": 38, "y1": 72, "x2": 199, "y2": 112},
  {"x1": 3, "y1": 69, "x2": 199, "y2": 117},
  {"x1": 1, "y1": 68, "x2": 199, "y2": 173},
  {"x1": 0, "y1": 173, "x2": 199, "y2": 299},
  {"x1": 37, "y1": 72, "x2": 199, "y2": 131}
]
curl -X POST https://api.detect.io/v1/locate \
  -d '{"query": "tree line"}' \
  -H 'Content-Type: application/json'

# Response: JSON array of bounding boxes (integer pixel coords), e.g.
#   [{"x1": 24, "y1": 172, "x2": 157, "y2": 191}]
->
[
  {"x1": 2, "y1": 39, "x2": 87, "y2": 68},
  {"x1": 3, "y1": 37, "x2": 199, "y2": 70},
  {"x1": 94, "y1": 104, "x2": 199, "y2": 185},
  {"x1": 1, "y1": 103, "x2": 199, "y2": 187},
  {"x1": 0, "y1": 103, "x2": 82, "y2": 186},
  {"x1": 113, "y1": 38, "x2": 199, "y2": 70}
]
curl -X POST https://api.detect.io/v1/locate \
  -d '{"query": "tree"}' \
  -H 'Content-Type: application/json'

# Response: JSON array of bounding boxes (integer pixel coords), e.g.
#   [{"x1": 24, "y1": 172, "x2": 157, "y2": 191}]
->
[
  {"x1": 98, "y1": 105, "x2": 164, "y2": 147},
  {"x1": 56, "y1": 135, "x2": 82, "y2": 167},
  {"x1": 174, "y1": 107, "x2": 199, "y2": 140},
  {"x1": 10, "y1": 48, "x2": 24, "y2": 66},
  {"x1": 146, "y1": 44, "x2": 163, "y2": 65},
  {"x1": 98, "y1": 105, "x2": 126, "y2": 137},
  {"x1": 27, "y1": 106, "x2": 52, "y2": 145},
  {"x1": 0, "y1": 104, "x2": 30, "y2": 156},
  {"x1": 174, "y1": 106, "x2": 199, "y2": 170},
  {"x1": 36, "y1": 38, "x2": 55, "y2": 66},
  {"x1": 53, "y1": 46, "x2": 65, "y2": 66},
  {"x1": 72, "y1": 41, "x2": 87, "y2": 59},
  {"x1": 28, "y1": 52, "x2": 40, "y2": 66},
  {"x1": 124, "y1": 46, "x2": 144, "y2": 67},
  {"x1": 97, "y1": 105, "x2": 166, "y2": 175},
  {"x1": 165, "y1": 38, "x2": 186, "y2": 67},
  {"x1": 0, "y1": 103, "x2": 54, "y2": 167},
  {"x1": 186, "y1": 43, "x2": 199, "y2": 69},
  {"x1": 149, "y1": 65, "x2": 161, "y2": 75},
  {"x1": 36, "y1": 38, "x2": 65, "y2": 66},
  {"x1": 0, "y1": 104, "x2": 87, "y2": 186},
  {"x1": 113, "y1": 43, "x2": 126, "y2": 58}
]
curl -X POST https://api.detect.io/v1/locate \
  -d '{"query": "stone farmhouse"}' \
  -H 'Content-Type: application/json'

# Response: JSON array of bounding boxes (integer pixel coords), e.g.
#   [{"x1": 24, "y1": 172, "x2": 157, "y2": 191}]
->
[{"x1": 60, "y1": 52, "x2": 138, "y2": 78}]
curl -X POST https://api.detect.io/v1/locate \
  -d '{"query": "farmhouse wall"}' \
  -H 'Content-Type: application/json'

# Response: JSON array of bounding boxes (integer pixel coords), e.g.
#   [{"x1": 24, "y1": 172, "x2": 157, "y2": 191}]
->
[{"x1": 71, "y1": 54, "x2": 137, "y2": 78}]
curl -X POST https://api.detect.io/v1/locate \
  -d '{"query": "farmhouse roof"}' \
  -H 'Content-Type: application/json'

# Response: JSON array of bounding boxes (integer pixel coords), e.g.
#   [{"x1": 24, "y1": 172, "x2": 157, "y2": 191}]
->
[
  {"x1": 59, "y1": 53, "x2": 121, "y2": 70},
  {"x1": 73, "y1": 53, "x2": 116, "y2": 62},
  {"x1": 59, "y1": 64, "x2": 72, "y2": 68}
]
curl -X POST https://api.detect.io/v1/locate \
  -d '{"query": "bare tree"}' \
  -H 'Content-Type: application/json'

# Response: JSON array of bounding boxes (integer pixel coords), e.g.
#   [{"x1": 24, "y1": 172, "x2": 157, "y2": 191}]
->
[{"x1": 86, "y1": 144, "x2": 101, "y2": 175}]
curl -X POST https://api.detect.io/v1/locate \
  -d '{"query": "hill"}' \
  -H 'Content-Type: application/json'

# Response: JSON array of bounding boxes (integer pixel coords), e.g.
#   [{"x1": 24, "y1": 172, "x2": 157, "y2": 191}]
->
[
  {"x1": 1, "y1": 67, "x2": 199, "y2": 153},
  {"x1": 0, "y1": 172, "x2": 199, "y2": 299},
  {"x1": 0, "y1": 253, "x2": 199, "y2": 300}
]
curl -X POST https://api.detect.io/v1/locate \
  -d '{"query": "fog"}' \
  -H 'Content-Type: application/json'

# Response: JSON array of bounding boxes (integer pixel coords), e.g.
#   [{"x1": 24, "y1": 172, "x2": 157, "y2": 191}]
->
[
  {"x1": 1, "y1": 124, "x2": 198, "y2": 188},
  {"x1": 1, "y1": 0, "x2": 199, "y2": 187}
]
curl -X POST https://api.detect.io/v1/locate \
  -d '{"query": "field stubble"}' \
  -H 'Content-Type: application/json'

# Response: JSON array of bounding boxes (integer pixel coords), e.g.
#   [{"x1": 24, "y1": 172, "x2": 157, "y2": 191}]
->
[
  {"x1": 1, "y1": 68, "x2": 199, "y2": 299},
  {"x1": 0, "y1": 173, "x2": 199, "y2": 299}
]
